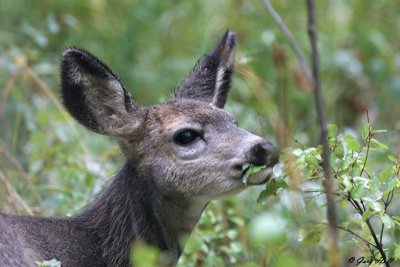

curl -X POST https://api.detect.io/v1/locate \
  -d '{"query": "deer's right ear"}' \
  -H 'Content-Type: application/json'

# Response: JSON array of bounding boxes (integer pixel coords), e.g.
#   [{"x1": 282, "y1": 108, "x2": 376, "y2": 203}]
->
[{"x1": 61, "y1": 48, "x2": 145, "y2": 136}]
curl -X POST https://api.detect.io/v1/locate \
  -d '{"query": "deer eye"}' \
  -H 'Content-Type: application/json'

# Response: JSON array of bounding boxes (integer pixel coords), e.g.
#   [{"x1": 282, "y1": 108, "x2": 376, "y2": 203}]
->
[{"x1": 174, "y1": 129, "x2": 201, "y2": 145}]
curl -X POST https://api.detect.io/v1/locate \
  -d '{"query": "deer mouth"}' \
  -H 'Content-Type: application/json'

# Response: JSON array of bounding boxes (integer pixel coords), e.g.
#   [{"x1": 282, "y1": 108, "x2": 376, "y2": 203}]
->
[{"x1": 241, "y1": 165, "x2": 274, "y2": 186}]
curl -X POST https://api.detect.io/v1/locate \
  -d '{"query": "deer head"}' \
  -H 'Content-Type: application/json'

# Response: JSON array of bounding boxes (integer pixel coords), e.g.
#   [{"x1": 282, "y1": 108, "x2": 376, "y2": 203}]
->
[
  {"x1": 61, "y1": 31, "x2": 278, "y2": 204},
  {"x1": 61, "y1": 31, "x2": 278, "y2": 266}
]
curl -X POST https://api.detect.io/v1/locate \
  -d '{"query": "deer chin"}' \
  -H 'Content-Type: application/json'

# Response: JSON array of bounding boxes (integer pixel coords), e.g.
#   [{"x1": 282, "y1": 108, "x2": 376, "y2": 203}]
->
[
  {"x1": 202, "y1": 168, "x2": 274, "y2": 200},
  {"x1": 191, "y1": 176, "x2": 246, "y2": 200},
  {"x1": 210, "y1": 185, "x2": 246, "y2": 200}
]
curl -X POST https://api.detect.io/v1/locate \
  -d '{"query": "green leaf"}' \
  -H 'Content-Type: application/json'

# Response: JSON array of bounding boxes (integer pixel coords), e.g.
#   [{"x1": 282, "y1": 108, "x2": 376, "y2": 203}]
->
[
  {"x1": 338, "y1": 175, "x2": 352, "y2": 191},
  {"x1": 305, "y1": 154, "x2": 319, "y2": 167},
  {"x1": 370, "y1": 138, "x2": 389, "y2": 150},
  {"x1": 352, "y1": 176, "x2": 369, "y2": 186},
  {"x1": 379, "y1": 167, "x2": 395, "y2": 182},
  {"x1": 327, "y1": 123, "x2": 338, "y2": 138},
  {"x1": 372, "y1": 129, "x2": 388, "y2": 134},
  {"x1": 387, "y1": 178, "x2": 398, "y2": 191},
  {"x1": 380, "y1": 214, "x2": 395, "y2": 228},
  {"x1": 333, "y1": 143, "x2": 344, "y2": 159},
  {"x1": 249, "y1": 165, "x2": 267, "y2": 174},
  {"x1": 371, "y1": 174, "x2": 383, "y2": 190},
  {"x1": 351, "y1": 185, "x2": 365, "y2": 199},
  {"x1": 35, "y1": 259, "x2": 61, "y2": 267},
  {"x1": 302, "y1": 229, "x2": 323, "y2": 244},
  {"x1": 343, "y1": 134, "x2": 360, "y2": 151},
  {"x1": 362, "y1": 124, "x2": 370, "y2": 140},
  {"x1": 257, "y1": 178, "x2": 287, "y2": 203},
  {"x1": 242, "y1": 164, "x2": 266, "y2": 184},
  {"x1": 388, "y1": 154, "x2": 397, "y2": 164},
  {"x1": 277, "y1": 181, "x2": 288, "y2": 190},
  {"x1": 362, "y1": 190, "x2": 383, "y2": 202},
  {"x1": 362, "y1": 209, "x2": 374, "y2": 221},
  {"x1": 368, "y1": 201, "x2": 383, "y2": 213}
]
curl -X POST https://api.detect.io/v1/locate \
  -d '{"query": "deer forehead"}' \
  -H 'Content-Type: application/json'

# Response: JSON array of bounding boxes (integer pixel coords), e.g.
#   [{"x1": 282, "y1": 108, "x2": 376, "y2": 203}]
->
[{"x1": 150, "y1": 100, "x2": 237, "y2": 131}]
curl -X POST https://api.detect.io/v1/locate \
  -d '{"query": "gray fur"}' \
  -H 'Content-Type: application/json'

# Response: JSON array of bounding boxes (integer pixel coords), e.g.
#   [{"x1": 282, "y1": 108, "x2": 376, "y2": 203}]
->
[{"x1": 0, "y1": 31, "x2": 279, "y2": 267}]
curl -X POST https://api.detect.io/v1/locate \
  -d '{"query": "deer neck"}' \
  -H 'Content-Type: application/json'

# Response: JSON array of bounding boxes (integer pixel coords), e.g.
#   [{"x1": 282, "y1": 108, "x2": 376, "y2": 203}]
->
[
  {"x1": 74, "y1": 162, "x2": 208, "y2": 265},
  {"x1": 152, "y1": 191, "x2": 209, "y2": 259}
]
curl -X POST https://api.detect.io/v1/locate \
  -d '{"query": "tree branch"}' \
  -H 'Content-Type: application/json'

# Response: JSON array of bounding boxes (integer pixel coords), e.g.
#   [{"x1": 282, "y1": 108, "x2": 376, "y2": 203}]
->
[
  {"x1": 349, "y1": 193, "x2": 389, "y2": 266},
  {"x1": 261, "y1": 0, "x2": 313, "y2": 88},
  {"x1": 305, "y1": 1, "x2": 340, "y2": 266},
  {"x1": 365, "y1": 219, "x2": 389, "y2": 267}
]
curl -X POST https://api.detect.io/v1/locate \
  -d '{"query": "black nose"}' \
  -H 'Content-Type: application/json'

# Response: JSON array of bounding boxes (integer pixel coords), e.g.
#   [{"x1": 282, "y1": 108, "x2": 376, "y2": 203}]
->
[{"x1": 248, "y1": 142, "x2": 279, "y2": 167}]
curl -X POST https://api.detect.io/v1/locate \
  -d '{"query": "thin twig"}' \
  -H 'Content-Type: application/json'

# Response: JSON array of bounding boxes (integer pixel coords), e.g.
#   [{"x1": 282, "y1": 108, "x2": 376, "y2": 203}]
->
[
  {"x1": 379, "y1": 221, "x2": 384, "y2": 246},
  {"x1": 337, "y1": 225, "x2": 375, "y2": 249},
  {"x1": 0, "y1": 169, "x2": 33, "y2": 215},
  {"x1": 305, "y1": 1, "x2": 340, "y2": 266},
  {"x1": 0, "y1": 143, "x2": 44, "y2": 210},
  {"x1": 388, "y1": 189, "x2": 394, "y2": 204},
  {"x1": 261, "y1": 0, "x2": 313, "y2": 87},
  {"x1": 380, "y1": 189, "x2": 394, "y2": 245},
  {"x1": 359, "y1": 111, "x2": 371, "y2": 177},
  {"x1": 291, "y1": 137, "x2": 306, "y2": 149},
  {"x1": 347, "y1": 195, "x2": 362, "y2": 214},
  {"x1": 25, "y1": 67, "x2": 89, "y2": 155}
]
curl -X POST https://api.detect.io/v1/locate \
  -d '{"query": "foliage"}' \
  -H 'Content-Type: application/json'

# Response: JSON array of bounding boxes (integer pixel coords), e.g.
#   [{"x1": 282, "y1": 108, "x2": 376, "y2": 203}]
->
[
  {"x1": 255, "y1": 121, "x2": 399, "y2": 265},
  {"x1": 35, "y1": 259, "x2": 61, "y2": 267},
  {"x1": 1, "y1": 0, "x2": 400, "y2": 266},
  {"x1": 242, "y1": 164, "x2": 266, "y2": 185}
]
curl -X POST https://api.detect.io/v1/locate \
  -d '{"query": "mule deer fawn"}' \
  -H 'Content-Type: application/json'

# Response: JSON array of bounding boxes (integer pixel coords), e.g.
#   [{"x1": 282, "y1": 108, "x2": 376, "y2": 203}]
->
[{"x1": 0, "y1": 31, "x2": 278, "y2": 266}]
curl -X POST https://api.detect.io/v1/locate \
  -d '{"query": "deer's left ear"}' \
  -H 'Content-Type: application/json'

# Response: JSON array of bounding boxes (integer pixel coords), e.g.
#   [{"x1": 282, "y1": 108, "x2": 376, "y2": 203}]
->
[{"x1": 174, "y1": 30, "x2": 236, "y2": 108}]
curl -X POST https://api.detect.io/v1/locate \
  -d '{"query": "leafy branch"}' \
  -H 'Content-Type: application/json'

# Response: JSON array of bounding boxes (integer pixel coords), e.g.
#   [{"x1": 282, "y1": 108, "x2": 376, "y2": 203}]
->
[
  {"x1": 273, "y1": 120, "x2": 398, "y2": 266},
  {"x1": 343, "y1": 117, "x2": 393, "y2": 267},
  {"x1": 261, "y1": 2, "x2": 399, "y2": 266}
]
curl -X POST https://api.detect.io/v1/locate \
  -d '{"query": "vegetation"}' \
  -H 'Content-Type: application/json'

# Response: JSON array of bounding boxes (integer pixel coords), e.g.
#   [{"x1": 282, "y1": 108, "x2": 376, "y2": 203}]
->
[{"x1": 1, "y1": 1, "x2": 399, "y2": 266}]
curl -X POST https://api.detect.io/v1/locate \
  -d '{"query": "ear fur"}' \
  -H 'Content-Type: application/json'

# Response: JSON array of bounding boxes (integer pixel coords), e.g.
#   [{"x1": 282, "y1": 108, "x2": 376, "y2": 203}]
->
[
  {"x1": 61, "y1": 48, "x2": 143, "y2": 136},
  {"x1": 174, "y1": 30, "x2": 237, "y2": 108}
]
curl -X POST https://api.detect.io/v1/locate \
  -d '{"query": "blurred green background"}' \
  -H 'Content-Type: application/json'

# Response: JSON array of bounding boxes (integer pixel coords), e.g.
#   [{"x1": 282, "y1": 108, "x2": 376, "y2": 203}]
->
[{"x1": 1, "y1": 0, "x2": 399, "y2": 266}]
